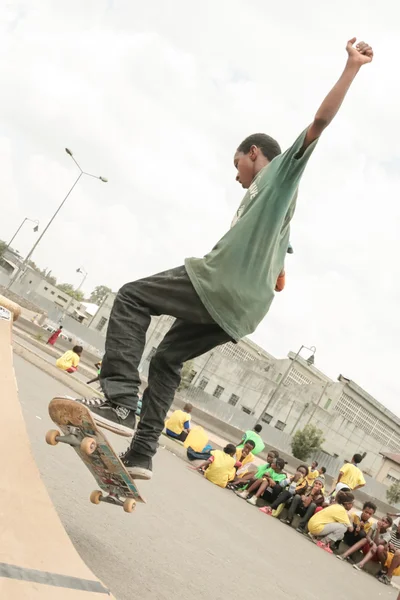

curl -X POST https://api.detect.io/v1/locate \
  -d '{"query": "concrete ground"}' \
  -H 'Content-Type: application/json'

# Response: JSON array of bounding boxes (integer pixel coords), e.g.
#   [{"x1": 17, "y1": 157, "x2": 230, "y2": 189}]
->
[{"x1": 15, "y1": 354, "x2": 397, "y2": 600}]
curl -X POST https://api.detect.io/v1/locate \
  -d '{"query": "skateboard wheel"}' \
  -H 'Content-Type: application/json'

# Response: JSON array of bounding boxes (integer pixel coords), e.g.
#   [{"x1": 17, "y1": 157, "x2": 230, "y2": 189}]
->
[
  {"x1": 80, "y1": 437, "x2": 97, "y2": 455},
  {"x1": 123, "y1": 498, "x2": 136, "y2": 513},
  {"x1": 90, "y1": 490, "x2": 103, "y2": 505},
  {"x1": 45, "y1": 429, "x2": 61, "y2": 446}
]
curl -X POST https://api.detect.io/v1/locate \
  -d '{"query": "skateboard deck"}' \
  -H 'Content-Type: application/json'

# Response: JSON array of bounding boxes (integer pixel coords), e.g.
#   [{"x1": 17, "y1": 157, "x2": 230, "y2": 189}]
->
[{"x1": 47, "y1": 398, "x2": 145, "y2": 512}]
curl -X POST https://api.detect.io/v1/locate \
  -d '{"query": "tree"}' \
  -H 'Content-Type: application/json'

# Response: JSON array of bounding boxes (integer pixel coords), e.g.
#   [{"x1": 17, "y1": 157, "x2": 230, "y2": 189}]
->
[
  {"x1": 178, "y1": 360, "x2": 195, "y2": 391},
  {"x1": 57, "y1": 283, "x2": 84, "y2": 301},
  {"x1": 291, "y1": 423, "x2": 325, "y2": 461},
  {"x1": 89, "y1": 285, "x2": 112, "y2": 305},
  {"x1": 387, "y1": 482, "x2": 400, "y2": 506}
]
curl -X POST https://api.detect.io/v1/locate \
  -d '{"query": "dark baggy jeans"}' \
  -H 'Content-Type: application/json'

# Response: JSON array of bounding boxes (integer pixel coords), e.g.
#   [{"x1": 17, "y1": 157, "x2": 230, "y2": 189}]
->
[
  {"x1": 287, "y1": 494, "x2": 317, "y2": 528},
  {"x1": 99, "y1": 266, "x2": 232, "y2": 458}
]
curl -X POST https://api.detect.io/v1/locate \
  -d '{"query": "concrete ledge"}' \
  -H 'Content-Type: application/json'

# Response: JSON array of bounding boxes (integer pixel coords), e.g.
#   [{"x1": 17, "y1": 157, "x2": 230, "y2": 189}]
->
[{"x1": 12, "y1": 340, "x2": 102, "y2": 399}]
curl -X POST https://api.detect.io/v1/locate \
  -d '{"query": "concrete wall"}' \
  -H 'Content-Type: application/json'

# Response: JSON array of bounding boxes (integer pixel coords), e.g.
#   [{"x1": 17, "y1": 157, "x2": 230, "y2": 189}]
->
[{"x1": 375, "y1": 458, "x2": 400, "y2": 485}]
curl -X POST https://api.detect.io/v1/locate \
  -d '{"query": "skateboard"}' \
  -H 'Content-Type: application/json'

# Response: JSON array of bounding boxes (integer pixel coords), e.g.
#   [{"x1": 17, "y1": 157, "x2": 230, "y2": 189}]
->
[{"x1": 46, "y1": 397, "x2": 145, "y2": 512}]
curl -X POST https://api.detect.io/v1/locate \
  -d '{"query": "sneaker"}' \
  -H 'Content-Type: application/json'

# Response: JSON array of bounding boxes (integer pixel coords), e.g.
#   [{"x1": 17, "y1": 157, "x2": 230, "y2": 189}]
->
[
  {"x1": 71, "y1": 395, "x2": 107, "y2": 408},
  {"x1": 246, "y1": 495, "x2": 258, "y2": 506},
  {"x1": 88, "y1": 400, "x2": 136, "y2": 435},
  {"x1": 296, "y1": 527, "x2": 305, "y2": 534},
  {"x1": 121, "y1": 451, "x2": 153, "y2": 480},
  {"x1": 235, "y1": 490, "x2": 249, "y2": 499},
  {"x1": 259, "y1": 506, "x2": 273, "y2": 515}
]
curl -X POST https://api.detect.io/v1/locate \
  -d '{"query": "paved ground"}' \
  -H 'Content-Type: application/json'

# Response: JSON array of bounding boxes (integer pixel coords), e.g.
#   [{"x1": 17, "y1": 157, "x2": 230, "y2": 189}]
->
[{"x1": 15, "y1": 355, "x2": 397, "y2": 600}]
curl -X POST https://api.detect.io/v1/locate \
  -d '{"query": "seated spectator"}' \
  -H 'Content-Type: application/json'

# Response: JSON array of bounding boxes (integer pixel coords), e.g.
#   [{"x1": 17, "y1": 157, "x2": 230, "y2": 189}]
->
[
  {"x1": 281, "y1": 477, "x2": 325, "y2": 530},
  {"x1": 365, "y1": 521, "x2": 400, "y2": 585},
  {"x1": 261, "y1": 464, "x2": 309, "y2": 516},
  {"x1": 194, "y1": 444, "x2": 237, "y2": 488},
  {"x1": 235, "y1": 458, "x2": 287, "y2": 505},
  {"x1": 306, "y1": 461, "x2": 319, "y2": 487},
  {"x1": 228, "y1": 449, "x2": 279, "y2": 489},
  {"x1": 345, "y1": 517, "x2": 393, "y2": 570},
  {"x1": 185, "y1": 426, "x2": 213, "y2": 461},
  {"x1": 318, "y1": 466, "x2": 327, "y2": 484},
  {"x1": 165, "y1": 403, "x2": 193, "y2": 442},
  {"x1": 307, "y1": 491, "x2": 354, "y2": 551},
  {"x1": 56, "y1": 345, "x2": 83, "y2": 373},
  {"x1": 335, "y1": 501, "x2": 377, "y2": 557},
  {"x1": 237, "y1": 424, "x2": 265, "y2": 456}
]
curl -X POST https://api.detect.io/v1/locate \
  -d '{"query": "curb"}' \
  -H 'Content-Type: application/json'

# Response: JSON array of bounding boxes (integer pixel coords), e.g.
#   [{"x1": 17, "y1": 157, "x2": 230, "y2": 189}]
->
[{"x1": 13, "y1": 340, "x2": 102, "y2": 399}]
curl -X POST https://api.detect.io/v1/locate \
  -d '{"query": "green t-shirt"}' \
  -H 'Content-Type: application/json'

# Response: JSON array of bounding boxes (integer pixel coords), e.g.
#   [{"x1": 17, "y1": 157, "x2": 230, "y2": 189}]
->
[
  {"x1": 237, "y1": 430, "x2": 265, "y2": 456},
  {"x1": 185, "y1": 129, "x2": 318, "y2": 340},
  {"x1": 255, "y1": 465, "x2": 286, "y2": 483}
]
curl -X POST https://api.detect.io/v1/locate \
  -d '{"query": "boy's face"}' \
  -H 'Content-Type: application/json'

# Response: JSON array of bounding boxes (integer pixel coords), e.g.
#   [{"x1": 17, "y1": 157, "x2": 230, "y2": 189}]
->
[
  {"x1": 311, "y1": 461, "x2": 318, "y2": 470},
  {"x1": 313, "y1": 480, "x2": 323, "y2": 492},
  {"x1": 242, "y1": 443, "x2": 253, "y2": 457},
  {"x1": 362, "y1": 506, "x2": 375, "y2": 521},
  {"x1": 234, "y1": 150, "x2": 257, "y2": 189}
]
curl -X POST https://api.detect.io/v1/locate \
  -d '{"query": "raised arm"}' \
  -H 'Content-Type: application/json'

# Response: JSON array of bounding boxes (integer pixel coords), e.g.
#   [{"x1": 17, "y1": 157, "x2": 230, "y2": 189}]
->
[{"x1": 303, "y1": 38, "x2": 373, "y2": 152}]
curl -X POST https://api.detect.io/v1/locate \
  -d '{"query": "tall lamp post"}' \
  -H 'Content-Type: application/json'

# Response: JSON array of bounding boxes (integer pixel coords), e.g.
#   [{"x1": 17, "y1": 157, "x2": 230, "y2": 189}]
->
[
  {"x1": 63, "y1": 267, "x2": 88, "y2": 317},
  {"x1": 6, "y1": 218, "x2": 39, "y2": 250},
  {"x1": 254, "y1": 344, "x2": 316, "y2": 426},
  {"x1": 7, "y1": 149, "x2": 107, "y2": 290}
]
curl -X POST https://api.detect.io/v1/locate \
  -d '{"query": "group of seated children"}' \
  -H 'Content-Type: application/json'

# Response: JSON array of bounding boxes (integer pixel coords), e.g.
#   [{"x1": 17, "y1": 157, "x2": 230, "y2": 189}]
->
[{"x1": 167, "y1": 409, "x2": 398, "y2": 584}]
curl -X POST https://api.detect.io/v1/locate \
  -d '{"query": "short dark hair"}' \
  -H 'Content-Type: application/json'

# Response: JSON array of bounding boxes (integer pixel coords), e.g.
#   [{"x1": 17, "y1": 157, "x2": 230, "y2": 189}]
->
[
  {"x1": 363, "y1": 501, "x2": 377, "y2": 513},
  {"x1": 336, "y1": 491, "x2": 354, "y2": 505},
  {"x1": 353, "y1": 453, "x2": 363, "y2": 464},
  {"x1": 385, "y1": 516, "x2": 393, "y2": 527},
  {"x1": 298, "y1": 464, "x2": 309, "y2": 475},
  {"x1": 320, "y1": 467, "x2": 327, "y2": 474},
  {"x1": 254, "y1": 424, "x2": 262, "y2": 433},
  {"x1": 275, "y1": 457, "x2": 286, "y2": 470},
  {"x1": 268, "y1": 449, "x2": 279, "y2": 459},
  {"x1": 224, "y1": 443, "x2": 237, "y2": 455},
  {"x1": 73, "y1": 345, "x2": 83, "y2": 354},
  {"x1": 237, "y1": 133, "x2": 281, "y2": 162},
  {"x1": 244, "y1": 440, "x2": 256, "y2": 449},
  {"x1": 312, "y1": 460, "x2": 319, "y2": 467},
  {"x1": 59, "y1": 325, "x2": 63, "y2": 329}
]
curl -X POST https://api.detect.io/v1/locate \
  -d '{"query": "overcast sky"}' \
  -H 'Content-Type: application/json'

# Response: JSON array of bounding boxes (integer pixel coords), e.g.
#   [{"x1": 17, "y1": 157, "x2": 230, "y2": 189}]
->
[{"x1": 1, "y1": 1, "x2": 399, "y2": 413}]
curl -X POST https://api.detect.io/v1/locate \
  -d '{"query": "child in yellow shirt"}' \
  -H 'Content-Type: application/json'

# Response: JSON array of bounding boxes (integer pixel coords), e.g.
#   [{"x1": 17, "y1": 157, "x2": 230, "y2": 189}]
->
[{"x1": 56, "y1": 345, "x2": 83, "y2": 373}]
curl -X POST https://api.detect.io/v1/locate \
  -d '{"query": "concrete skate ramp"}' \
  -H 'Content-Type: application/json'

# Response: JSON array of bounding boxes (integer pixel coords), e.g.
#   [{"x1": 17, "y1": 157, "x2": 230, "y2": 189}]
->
[{"x1": 0, "y1": 296, "x2": 115, "y2": 598}]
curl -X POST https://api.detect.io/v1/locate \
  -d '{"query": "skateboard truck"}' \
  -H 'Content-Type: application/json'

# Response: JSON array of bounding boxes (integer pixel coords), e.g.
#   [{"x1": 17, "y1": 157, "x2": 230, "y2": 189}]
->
[
  {"x1": 45, "y1": 427, "x2": 97, "y2": 455},
  {"x1": 89, "y1": 490, "x2": 136, "y2": 512}
]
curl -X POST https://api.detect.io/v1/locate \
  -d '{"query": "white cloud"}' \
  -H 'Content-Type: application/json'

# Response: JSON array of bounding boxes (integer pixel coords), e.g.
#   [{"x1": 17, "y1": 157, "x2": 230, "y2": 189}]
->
[{"x1": 1, "y1": 0, "x2": 400, "y2": 412}]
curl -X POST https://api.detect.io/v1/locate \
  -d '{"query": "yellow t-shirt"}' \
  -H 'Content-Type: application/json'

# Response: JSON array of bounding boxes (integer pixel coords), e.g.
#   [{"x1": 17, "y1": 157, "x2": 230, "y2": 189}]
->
[
  {"x1": 350, "y1": 511, "x2": 374, "y2": 535},
  {"x1": 235, "y1": 448, "x2": 255, "y2": 467},
  {"x1": 183, "y1": 426, "x2": 208, "y2": 452},
  {"x1": 308, "y1": 504, "x2": 351, "y2": 535},
  {"x1": 165, "y1": 410, "x2": 191, "y2": 435},
  {"x1": 56, "y1": 351, "x2": 80, "y2": 371},
  {"x1": 205, "y1": 450, "x2": 236, "y2": 488},
  {"x1": 339, "y1": 463, "x2": 366, "y2": 490},
  {"x1": 306, "y1": 468, "x2": 319, "y2": 486}
]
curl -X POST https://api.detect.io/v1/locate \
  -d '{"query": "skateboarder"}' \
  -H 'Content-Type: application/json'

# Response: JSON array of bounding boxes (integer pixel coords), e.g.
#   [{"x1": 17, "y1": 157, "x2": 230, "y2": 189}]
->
[{"x1": 75, "y1": 39, "x2": 374, "y2": 481}]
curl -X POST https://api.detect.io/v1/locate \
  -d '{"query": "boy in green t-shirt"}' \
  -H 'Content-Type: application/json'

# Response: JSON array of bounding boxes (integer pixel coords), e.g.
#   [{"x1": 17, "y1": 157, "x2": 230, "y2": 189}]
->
[{"x1": 74, "y1": 39, "x2": 374, "y2": 482}]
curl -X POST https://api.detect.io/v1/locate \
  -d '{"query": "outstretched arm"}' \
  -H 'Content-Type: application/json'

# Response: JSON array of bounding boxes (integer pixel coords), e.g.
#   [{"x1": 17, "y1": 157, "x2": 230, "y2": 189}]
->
[{"x1": 303, "y1": 38, "x2": 373, "y2": 152}]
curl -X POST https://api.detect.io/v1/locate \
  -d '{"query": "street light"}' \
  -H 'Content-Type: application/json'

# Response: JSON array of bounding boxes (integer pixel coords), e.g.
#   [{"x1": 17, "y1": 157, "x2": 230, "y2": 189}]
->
[
  {"x1": 254, "y1": 344, "x2": 316, "y2": 426},
  {"x1": 63, "y1": 266, "x2": 88, "y2": 317},
  {"x1": 6, "y1": 217, "x2": 40, "y2": 250},
  {"x1": 7, "y1": 149, "x2": 107, "y2": 290}
]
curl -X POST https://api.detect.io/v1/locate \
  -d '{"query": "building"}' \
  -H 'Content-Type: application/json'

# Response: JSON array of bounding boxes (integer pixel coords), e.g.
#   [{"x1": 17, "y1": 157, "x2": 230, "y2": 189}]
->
[
  {"x1": 375, "y1": 453, "x2": 400, "y2": 486},
  {"x1": 87, "y1": 292, "x2": 116, "y2": 333}
]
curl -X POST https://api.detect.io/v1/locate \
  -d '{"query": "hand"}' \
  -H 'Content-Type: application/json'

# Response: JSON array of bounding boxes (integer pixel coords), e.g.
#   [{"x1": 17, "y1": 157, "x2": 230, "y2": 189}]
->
[{"x1": 346, "y1": 37, "x2": 373, "y2": 67}]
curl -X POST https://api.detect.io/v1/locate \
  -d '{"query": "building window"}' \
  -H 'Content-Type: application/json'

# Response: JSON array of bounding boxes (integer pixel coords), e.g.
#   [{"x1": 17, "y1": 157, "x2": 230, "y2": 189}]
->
[
  {"x1": 57, "y1": 295, "x2": 67, "y2": 302},
  {"x1": 262, "y1": 412, "x2": 273, "y2": 424},
  {"x1": 213, "y1": 385, "x2": 224, "y2": 399},
  {"x1": 228, "y1": 394, "x2": 240, "y2": 406},
  {"x1": 96, "y1": 316, "x2": 108, "y2": 332},
  {"x1": 29, "y1": 280, "x2": 32, "y2": 284},
  {"x1": 241, "y1": 406, "x2": 252, "y2": 415},
  {"x1": 324, "y1": 398, "x2": 332, "y2": 410},
  {"x1": 275, "y1": 420, "x2": 286, "y2": 431},
  {"x1": 387, "y1": 473, "x2": 400, "y2": 484},
  {"x1": 51, "y1": 291, "x2": 55, "y2": 295},
  {"x1": 44, "y1": 286, "x2": 48, "y2": 291},
  {"x1": 198, "y1": 377, "x2": 209, "y2": 391},
  {"x1": 187, "y1": 369, "x2": 197, "y2": 383}
]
